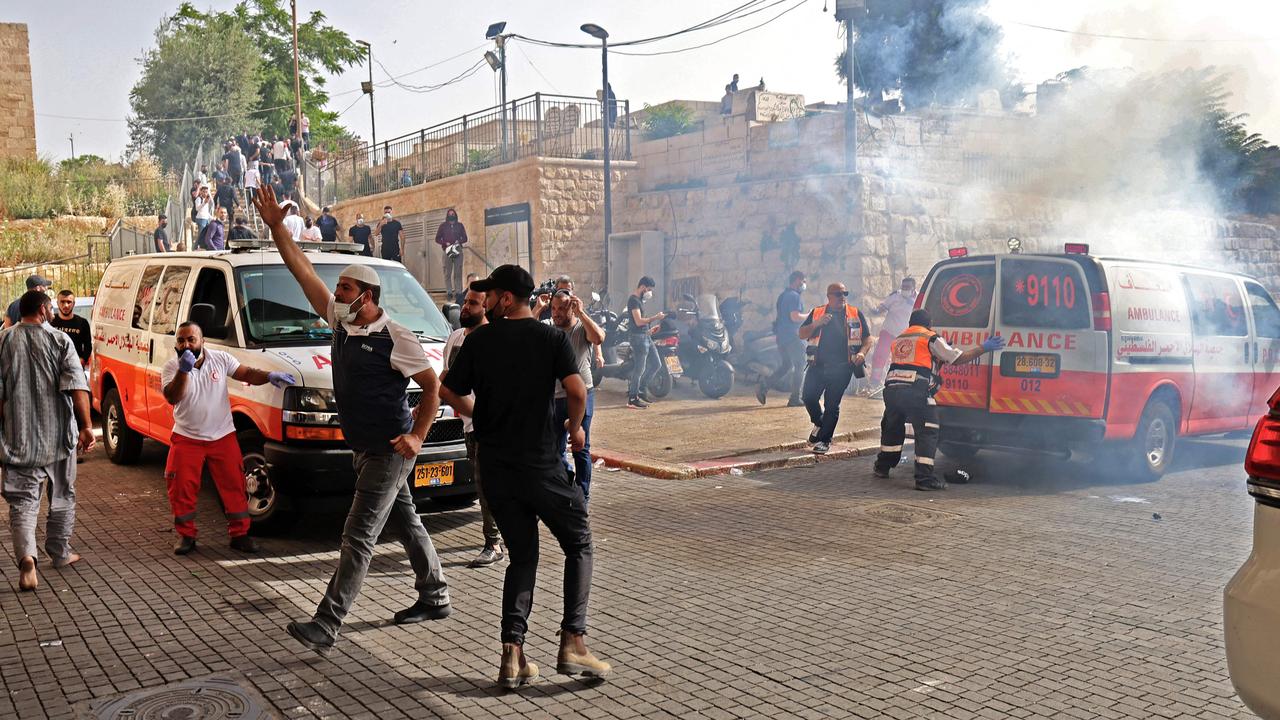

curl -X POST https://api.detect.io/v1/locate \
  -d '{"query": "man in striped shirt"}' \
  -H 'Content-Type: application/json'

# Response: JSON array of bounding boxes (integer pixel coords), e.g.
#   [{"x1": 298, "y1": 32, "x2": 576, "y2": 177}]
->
[{"x1": 0, "y1": 291, "x2": 96, "y2": 591}]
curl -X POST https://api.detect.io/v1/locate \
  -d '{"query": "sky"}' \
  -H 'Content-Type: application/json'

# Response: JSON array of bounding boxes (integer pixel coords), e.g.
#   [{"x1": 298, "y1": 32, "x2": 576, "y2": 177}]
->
[{"x1": 10, "y1": 0, "x2": 1280, "y2": 162}]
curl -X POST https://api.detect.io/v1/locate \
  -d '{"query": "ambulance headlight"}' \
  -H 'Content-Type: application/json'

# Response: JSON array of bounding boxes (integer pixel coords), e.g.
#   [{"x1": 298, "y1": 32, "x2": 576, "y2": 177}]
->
[{"x1": 285, "y1": 387, "x2": 337, "y2": 412}]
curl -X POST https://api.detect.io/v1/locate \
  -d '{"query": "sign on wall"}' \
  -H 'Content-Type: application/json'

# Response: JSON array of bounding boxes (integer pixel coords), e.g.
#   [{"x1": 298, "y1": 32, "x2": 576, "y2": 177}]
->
[{"x1": 484, "y1": 202, "x2": 533, "y2": 277}]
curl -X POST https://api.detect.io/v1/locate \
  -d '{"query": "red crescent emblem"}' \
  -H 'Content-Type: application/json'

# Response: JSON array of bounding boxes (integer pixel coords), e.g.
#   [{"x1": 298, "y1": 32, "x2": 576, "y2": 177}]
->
[{"x1": 941, "y1": 274, "x2": 982, "y2": 317}]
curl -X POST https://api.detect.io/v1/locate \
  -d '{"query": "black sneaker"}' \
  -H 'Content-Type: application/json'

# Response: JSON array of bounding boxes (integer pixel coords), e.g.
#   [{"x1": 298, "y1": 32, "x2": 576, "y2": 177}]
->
[
  {"x1": 638, "y1": 392, "x2": 656, "y2": 404},
  {"x1": 914, "y1": 477, "x2": 948, "y2": 491},
  {"x1": 812, "y1": 441, "x2": 831, "y2": 455},
  {"x1": 229, "y1": 534, "x2": 259, "y2": 553},
  {"x1": 393, "y1": 601, "x2": 452, "y2": 625},
  {"x1": 174, "y1": 536, "x2": 197, "y2": 555},
  {"x1": 807, "y1": 424, "x2": 821, "y2": 444},
  {"x1": 786, "y1": 398, "x2": 804, "y2": 407},
  {"x1": 627, "y1": 396, "x2": 648, "y2": 409},
  {"x1": 756, "y1": 384, "x2": 768, "y2": 405},
  {"x1": 872, "y1": 467, "x2": 890, "y2": 479},
  {"x1": 286, "y1": 620, "x2": 335, "y2": 650}
]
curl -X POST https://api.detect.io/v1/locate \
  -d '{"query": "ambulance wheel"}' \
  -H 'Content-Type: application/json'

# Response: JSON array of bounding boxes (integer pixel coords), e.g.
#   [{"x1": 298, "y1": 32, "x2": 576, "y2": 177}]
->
[
  {"x1": 240, "y1": 428, "x2": 293, "y2": 533},
  {"x1": 1131, "y1": 400, "x2": 1177, "y2": 481},
  {"x1": 102, "y1": 388, "x2": 143, "y2": 465},
  {"x1": 939, "y1": 443, "x2": 979, "y2": 463}
]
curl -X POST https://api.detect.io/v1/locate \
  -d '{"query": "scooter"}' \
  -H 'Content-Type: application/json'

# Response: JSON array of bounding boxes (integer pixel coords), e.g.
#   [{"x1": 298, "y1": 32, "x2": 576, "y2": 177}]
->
[{"x1": 675, "y1": 293, "x2": 735, "y2": 399}]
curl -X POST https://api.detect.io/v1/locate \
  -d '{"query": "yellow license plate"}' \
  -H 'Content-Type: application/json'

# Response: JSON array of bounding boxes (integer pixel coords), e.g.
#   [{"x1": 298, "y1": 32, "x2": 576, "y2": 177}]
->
[
  {"x1": 413, "y1": 461, "x2": 455, "y2": 488},
  {"x1": 664, "y1": 355, "x2": 683, "y2": 374},
  {"x1": 1014, "y1": 354, "x2": 1058, "y2": 375}
]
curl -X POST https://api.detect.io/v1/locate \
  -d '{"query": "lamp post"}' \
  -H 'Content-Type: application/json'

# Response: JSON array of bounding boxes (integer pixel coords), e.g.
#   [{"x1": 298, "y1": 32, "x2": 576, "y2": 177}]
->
[
  {"x1": 486, "y1": 22, "x2": 509, "y2": 162},
  {"x1": 581, "y1": 23, "x2": 611, "y2": 281},
  {"x1": 356, "y1": 40, "x2": 377, "y2": 166}
]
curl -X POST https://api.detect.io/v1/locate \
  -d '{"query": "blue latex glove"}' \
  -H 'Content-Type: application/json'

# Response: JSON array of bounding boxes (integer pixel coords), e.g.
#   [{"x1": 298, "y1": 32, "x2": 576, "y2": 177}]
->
[
  {"x1": 267, "y1": 371, "x2": 297, "y2": 388},
  {"x1": 177, "y1": 349, "x2": 196, "y2": 373},
  {"x1": 981, "y1": 335, "x2": 1007, "y2": 353}
]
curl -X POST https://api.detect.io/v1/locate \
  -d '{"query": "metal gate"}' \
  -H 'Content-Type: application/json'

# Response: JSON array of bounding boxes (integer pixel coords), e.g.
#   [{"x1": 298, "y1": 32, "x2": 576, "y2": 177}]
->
[{"x1": 398, "y1": 208, "x2": 451, "y2": 292}]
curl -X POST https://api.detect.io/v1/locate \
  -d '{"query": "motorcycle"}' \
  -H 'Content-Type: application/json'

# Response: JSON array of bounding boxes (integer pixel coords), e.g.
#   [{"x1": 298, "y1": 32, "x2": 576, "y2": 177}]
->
[
  {"x1": 675, "y1": 293, "x2": 734, "y2": 399},
  {"x1": 720, "y1": 296, "x2": 790, "y2": 391}
]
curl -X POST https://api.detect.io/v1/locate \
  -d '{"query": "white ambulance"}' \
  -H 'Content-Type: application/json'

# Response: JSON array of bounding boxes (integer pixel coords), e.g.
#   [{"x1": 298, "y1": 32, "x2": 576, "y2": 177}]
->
[
  {"x1": 916, "y1": 243, "x2": 1280, "y2": 478},
  {"x1": 89, "y1": 242, "x2": 473, "y2": 530}
]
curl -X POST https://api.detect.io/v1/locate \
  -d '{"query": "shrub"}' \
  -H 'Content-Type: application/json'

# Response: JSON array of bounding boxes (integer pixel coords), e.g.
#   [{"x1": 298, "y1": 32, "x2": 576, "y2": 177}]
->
[
  {"x1": 0, "y1": 157, "x2": 64, "y2": 218},
  {"x1": 642, "y1": 102, "x2": 697, "y2": 140}
]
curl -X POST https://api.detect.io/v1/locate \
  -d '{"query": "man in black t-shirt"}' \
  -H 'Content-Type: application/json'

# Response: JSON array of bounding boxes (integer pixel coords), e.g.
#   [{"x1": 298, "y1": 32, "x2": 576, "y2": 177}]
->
[
  {"x1": 154, "y1": 214, "x2": 170, "y2": 253},
  {"x1": 347, "y1": 213, "x2": 372, "y2": 256},
  {"x1": 797, "y1": 282, "x2": 873, "y2": 454},
  {"x1": 377, "y1": 206, "x2": 403, "y2": 262},
  {"x1": 440, "y1": 264, "x2": 611, "y2": 689},
  {"x1": 50, "y1": 290, "x2": 91, "y2": 368},
  {"x1": 625, "y1": 276, "x2": 665, "y2": 408},
  {"x1": 758, "y1": 270, "x2": 807, "y2": 406}
]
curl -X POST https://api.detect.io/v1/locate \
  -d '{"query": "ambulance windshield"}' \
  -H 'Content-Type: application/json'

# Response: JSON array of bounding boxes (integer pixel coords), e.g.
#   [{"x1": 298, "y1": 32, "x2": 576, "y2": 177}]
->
[{"x1": 235, "y1": 264, "x2": 452, "y2": 345}]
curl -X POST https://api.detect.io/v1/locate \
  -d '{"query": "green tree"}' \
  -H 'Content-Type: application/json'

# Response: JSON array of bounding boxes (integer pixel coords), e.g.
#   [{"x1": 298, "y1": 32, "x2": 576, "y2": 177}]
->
[
  {"x1": 128, "y1": 15, "x2": 262, "y2": 170},
  {"x1": 642, "y1": 102, "x2": 697, "y2": 140},
  {"x1": 172, "y1": 0, "x2": 364, "y2": 146},
  {"x1": 835, "y1": 0, "x2": 1013, "y2": 110}
]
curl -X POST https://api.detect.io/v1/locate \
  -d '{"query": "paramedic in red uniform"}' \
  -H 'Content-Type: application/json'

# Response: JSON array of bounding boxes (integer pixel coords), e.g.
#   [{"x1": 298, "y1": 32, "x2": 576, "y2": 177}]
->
[
  {"x1": 873, "y1": 309, "x2": 1004, "y2": 490},
  {"x1": 797, "y1": 282, "x2": 873, "y2": 455},
  {"x1": 162, "y1": 321, "x2": 296, "y2": 554}
]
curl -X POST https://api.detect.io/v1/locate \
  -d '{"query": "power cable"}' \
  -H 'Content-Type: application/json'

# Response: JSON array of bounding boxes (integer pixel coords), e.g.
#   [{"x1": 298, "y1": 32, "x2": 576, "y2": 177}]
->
[
  {"x1": 510, "y1": 0, "x2": 784, "y2": 49},
  {"x1": 610, "y1": 0, "x2": 807, "y2": 57},
  {"x1": 515, "y1": 43, "x2": 562, "y2": 93},
  {"x1": 1006, "y1": 20, "x2": 1266, "y2": 44},
  {"x1": 38, "y1": 103, "x2": 297, "y2": 124}
]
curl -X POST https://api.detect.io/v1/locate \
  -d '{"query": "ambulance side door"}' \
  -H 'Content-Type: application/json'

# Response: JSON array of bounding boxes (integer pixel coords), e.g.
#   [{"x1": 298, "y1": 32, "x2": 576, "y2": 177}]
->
[
  {"x1": 1244, "y1": 280, "x2": 1280, "y2": 420},
  {"x1": 145, "y1": 264, "x2": 193, "y2": 435},
  {"x1": 1182, "y1": 272, "x2": 1252, "y2": 431},
  {"x1": 127, "y1": 264, "x2": 165, "y2": 436},
  {"x1": 991, "y1": 256, "x2": 1106, "y2": 418}
]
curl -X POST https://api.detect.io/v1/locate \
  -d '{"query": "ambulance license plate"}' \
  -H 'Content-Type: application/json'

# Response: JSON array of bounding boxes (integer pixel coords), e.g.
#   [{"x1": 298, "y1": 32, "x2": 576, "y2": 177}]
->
[
  {"x1": 1013, "y1": 353, "x2": 1058, "y2": 375},
  {"x1": 664, "y1": 355, "x2": 683, "y2": 374},
  {"x1": 413, "y1": 461, "x2": 454, "y2": 488}
]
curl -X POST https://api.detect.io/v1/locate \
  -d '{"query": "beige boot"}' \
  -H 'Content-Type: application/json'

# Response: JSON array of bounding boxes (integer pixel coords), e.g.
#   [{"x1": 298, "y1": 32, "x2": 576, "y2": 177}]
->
[
  {"x1": 557, "y1": 631, "x2": 611, "y2": 678},
  {"x1": 497, "y1": 643, "x2": 538, "y2": 689}
]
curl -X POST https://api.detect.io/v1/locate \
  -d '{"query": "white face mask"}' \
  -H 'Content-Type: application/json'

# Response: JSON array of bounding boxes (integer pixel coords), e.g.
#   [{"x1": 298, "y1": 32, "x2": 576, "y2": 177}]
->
[
  {"x1": 799, "y1": 283, "x2": 807, "y2": 292},
  {"x1": 336, "y1": 293, "x2": 364, "y2": 323},
  {"x1": 384, "y1": 213, "x2": 392, "y2": 219},
  {"x1": 356, "y1": 218, "x2": 365, "y2": 226},
  {"x1": 642, "y1": 290, "x2": 653, "y2": 301}
]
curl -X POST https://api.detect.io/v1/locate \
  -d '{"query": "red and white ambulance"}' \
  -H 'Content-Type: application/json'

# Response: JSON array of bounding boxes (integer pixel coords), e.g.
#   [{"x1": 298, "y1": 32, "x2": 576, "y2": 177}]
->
[
  {"x1": 89, "y1": 242, "x2": 474, "y2": 530},
  {"x1": 916, "y1": 244, "x2": 1280, "y2": 478}
]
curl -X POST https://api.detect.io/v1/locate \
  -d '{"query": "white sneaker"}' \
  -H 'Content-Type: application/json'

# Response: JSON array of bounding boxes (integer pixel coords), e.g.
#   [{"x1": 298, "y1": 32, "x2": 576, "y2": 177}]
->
[{"x1": 807, "y1": 424, "x2": 821, "y2": 444}]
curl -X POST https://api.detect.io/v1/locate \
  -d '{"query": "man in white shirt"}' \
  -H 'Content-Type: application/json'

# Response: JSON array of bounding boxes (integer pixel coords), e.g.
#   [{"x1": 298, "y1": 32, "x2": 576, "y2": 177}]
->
[
  {"x1": 441, "y1": 288, "x2": 504, "y2": 568},
  {"x1": 281, "y1": 200, "x2": 305, "y2": 242},
  {"x1": 243, "y1": 164, "x2": 261, "y2": 204},
  {"x1": 870, "y1": 277, "x2": 918, "y2": 387},
  {"x1": 162, "y1": 321, "x2": 295, "y2": 554}
]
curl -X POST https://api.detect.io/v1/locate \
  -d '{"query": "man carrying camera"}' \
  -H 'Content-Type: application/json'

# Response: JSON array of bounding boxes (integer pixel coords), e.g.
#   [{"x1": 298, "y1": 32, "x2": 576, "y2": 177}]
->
[{"x1": 797, "y1": 282, "x2": 873, "y2": 455}]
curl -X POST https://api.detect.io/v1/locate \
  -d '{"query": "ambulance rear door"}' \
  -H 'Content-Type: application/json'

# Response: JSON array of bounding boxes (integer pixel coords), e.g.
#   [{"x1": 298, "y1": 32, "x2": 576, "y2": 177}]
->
[
  {"x1": 922, "y1": 260, "x2": 996, "y2": 411},
  {"x1": 990, "y1": 256, "x2": 1108, "y2": 419}
]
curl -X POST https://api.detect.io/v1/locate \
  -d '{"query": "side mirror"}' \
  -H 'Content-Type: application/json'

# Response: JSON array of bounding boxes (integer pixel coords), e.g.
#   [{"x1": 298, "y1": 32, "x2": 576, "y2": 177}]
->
[{"x1": 188, "y1": 302, "x2": 216, "y2": 331}]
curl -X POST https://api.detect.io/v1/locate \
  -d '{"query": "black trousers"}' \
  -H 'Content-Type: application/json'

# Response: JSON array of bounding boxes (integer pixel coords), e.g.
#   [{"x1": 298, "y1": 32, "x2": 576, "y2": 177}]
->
[
  {"x1": 478, "y1": 452, "x2": 593, "y2": 645},
  {"x1": 874, "y1": 382, "x2": 940, "y2": 480}
]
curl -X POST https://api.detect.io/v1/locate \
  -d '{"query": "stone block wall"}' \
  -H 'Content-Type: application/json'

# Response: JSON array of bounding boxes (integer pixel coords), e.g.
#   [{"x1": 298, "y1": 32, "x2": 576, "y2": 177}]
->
[{"x1": 0, "y1": 23, "x2": 36, "y2": 160}]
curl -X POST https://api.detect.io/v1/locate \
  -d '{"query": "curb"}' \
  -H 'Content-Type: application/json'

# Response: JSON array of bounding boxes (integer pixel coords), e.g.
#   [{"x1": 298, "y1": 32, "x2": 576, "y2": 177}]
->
[{"x1": 592, "y1": 425, "x2": 883, "y2": 479}]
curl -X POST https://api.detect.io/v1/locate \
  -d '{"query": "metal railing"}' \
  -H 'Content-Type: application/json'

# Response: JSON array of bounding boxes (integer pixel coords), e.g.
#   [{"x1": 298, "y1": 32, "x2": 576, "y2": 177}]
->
[
  {"x1": 0, "y1": 237, "x2": 112, "y2": 301},
  {"x1": 304, "y1": 92, "x2": 631, "y2": 207}
]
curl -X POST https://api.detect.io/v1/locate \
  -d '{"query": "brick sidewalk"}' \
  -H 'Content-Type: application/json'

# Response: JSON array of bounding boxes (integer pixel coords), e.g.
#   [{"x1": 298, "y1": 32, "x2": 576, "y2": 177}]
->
[{"x1": 0, "y1": 434, "x2": 1258, "y2": 719}]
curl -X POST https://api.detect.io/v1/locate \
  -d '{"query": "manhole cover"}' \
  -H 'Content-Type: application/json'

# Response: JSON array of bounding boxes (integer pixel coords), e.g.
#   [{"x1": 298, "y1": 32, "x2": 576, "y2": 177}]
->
[
  {"x1": 862, "y1": 501, "x2": 960, "y2": 526},
  {"x1": 88, "y1": 673, "x2": 276, "y2": 720}
]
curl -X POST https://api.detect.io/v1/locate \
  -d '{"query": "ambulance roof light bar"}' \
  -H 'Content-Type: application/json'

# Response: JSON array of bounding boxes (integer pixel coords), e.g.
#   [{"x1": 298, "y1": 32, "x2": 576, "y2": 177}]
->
[
  {"x1": 948, "y1": 247, "x2": 969, "y2": 258},
  {"x1": 227, "y1": 239, "x2": 365, "y2": 254},
  {"x1": 1064, "y1": 243, "x2": 1090, "y2": 255}
]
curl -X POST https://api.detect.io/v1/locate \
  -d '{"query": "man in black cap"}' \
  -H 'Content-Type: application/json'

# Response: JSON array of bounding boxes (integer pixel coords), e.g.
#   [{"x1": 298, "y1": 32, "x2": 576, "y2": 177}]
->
[
  {"x1": 439, "y1": 264, "x2": 610, "y2": 689},
  {"x1": 4, "y1": 275, "x2": 50, "y2": 329}
]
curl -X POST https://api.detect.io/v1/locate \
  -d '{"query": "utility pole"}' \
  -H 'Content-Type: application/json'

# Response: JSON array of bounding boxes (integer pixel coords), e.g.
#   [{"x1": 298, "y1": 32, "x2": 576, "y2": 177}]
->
[
  {"x1": 357, "y1": 40, "x2": 376, "y2": 165},
  {"x1": 581, "y1": 24, "x2": 611, "y2": 282},
  {"x1": 498, "y1": 34, "x2": 508, "y2": 162},
  {"x1": 291, "y1": 0, "x2": 303, "y2": 194},
  {"x1": 68, "y1": 133, "x2": 75, "y2": 161},
  {"x1": 836, "y1": 0, "x2": 862, "y2": 173}
]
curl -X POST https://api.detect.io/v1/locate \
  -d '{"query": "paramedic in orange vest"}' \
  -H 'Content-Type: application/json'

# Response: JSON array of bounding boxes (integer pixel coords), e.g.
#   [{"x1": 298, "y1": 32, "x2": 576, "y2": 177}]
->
[
  {"x1": 872, "y1": 309, "x2": 1005, "y2": 490},
  {"x1": 797, "y1": 282, "x2": 872, "y2": 455}
]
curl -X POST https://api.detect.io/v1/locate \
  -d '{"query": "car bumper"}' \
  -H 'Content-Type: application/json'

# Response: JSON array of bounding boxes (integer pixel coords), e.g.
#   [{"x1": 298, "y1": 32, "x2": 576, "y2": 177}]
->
[
  {"x1": 264, "y1": 441, "x2": 475, "y2": 499},
  {"x1": 1225, "y1": 491, "x2": 1280, "y2": 720},
  {"x1": 937, "y1": 407, "x2": 1106, "y2": 453}
]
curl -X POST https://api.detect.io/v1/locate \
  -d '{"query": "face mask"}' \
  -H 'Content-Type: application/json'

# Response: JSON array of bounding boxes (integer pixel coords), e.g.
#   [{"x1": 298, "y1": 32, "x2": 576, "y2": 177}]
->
[
  {"x1": 643, "y1": 290, "x2": 653, "y2": 301},
  {"x1": 484, "y1": 296, "x2": 508, "y2": 323},
  {"x1": 356, "y1": 218, "x2": 365, "y2": 226},
  {"x1": 800, "y1": 283, "x2": 807, "y2": 292},
  {"x1": 384, "y1": 213, "x2": 392, "y2": 219},
  {"x1": 336, "y1": 293, "x2": 365, "y2": 323}
]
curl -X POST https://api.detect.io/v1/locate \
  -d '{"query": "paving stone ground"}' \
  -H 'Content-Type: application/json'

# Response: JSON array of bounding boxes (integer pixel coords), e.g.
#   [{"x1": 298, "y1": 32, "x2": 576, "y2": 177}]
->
[{"x1": 0, "y1": 431, "x2": 1260, "y2": 719}]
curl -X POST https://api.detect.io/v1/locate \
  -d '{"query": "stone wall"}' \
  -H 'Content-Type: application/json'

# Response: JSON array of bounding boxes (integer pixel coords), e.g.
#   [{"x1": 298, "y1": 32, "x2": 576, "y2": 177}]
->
[
  {"x1": 330, "y1": 157, "x2": 635, "y2": 291},
  {"x1": 0, "y1": 23, "x2": 36, "y2": 160}
]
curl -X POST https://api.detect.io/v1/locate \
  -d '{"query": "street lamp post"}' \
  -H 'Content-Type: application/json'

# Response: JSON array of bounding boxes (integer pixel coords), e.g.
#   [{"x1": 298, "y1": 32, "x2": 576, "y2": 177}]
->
[
  {"x1": 581, "y1": 23, "x2": 611, "y2": 283},
  {"x1": 356, "y1": 40, "x2": 377, "y2": 166},
  {"x1": 486, "y1": 23, "x2": 509, "y2": 163}
]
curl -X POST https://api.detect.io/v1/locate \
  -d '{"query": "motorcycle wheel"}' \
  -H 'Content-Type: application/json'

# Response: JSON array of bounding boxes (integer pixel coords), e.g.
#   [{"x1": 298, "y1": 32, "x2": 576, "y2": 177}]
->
[
  {"x1": 699, "y1": 360, "x2": 734, "y2": 399},
  {"x1": 648, "y1": 366, "x2": 673, "y2": 398}
]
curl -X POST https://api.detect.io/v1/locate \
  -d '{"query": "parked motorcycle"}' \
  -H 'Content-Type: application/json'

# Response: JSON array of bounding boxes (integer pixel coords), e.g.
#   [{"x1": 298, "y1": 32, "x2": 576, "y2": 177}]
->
[
  {"x1": 675, "y1": 293, "x2": 734, "y2": 399},
  {"x1": 590, "y1": 292, "x2": 677, "y2": 397}
]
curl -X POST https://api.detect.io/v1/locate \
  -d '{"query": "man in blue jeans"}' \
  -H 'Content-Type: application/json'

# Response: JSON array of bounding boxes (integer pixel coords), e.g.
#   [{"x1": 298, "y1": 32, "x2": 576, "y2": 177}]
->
[
  {"x1": 625, "y1": 276, "x2": 666, "y2": 409},
  {"x1": 757, "y1": 270, "x2": 808, "y2": 406},
  {"x1": 798, "y1": 282, "x2": 873, "y2": 454},
  {"x1": 548, "y1": 290, "x2": 605, "y2": 502},
  {"x1": 254, "y1": 186, "x2": 451, "y2": 652}
]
